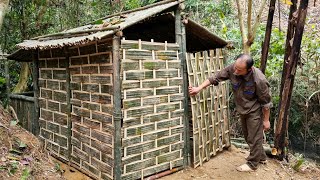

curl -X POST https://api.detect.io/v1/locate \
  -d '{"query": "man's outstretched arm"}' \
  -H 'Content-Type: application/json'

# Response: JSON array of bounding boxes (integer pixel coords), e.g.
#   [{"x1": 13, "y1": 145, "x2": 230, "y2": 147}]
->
[
  {"x1": 188, "y1": 79, "x2": 211, "y2": 96},
  {"x1": 188, "y1": 64, "x2": 233, "y2": 96}
]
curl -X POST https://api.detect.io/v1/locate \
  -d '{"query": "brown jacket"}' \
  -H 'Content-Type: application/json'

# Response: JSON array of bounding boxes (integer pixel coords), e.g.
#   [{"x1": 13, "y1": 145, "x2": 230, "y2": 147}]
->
[{"x1": 208, "y1": 63, "x2": 272, "y2": 115}]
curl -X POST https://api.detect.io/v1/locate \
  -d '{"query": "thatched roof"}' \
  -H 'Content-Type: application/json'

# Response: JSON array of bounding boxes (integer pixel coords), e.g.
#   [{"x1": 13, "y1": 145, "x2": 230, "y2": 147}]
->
[{"x1": 8, "y1": 0, "x2": 228, "y2": 61}]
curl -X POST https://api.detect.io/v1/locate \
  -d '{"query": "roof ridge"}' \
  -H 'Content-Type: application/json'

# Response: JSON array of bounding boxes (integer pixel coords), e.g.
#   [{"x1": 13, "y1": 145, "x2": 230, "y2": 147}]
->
[{"x1": 84, "y1": 0, "x2": 181, "y2": 26}]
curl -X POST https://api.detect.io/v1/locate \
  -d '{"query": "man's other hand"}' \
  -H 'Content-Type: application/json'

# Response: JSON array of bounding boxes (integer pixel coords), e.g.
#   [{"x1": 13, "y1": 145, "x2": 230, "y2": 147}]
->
[{"x1": 263, "y1": 120, "x2": 270, "y2": 131}]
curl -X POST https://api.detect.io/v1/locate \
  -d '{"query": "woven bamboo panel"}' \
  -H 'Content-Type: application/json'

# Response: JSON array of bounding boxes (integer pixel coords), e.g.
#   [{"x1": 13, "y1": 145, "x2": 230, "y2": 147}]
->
[
  {"x1": 186, "y1": 49, "x2": 230, "y2": 168},
  {"x1": 70, "y1": 39, "x2": 114, "y2": 180},
  {"x1": 38, "y1": 48, "x2": 69, "y2": 160},
  {"x1": 121, "y1": 39, "x2": 184, "y2": 180}
]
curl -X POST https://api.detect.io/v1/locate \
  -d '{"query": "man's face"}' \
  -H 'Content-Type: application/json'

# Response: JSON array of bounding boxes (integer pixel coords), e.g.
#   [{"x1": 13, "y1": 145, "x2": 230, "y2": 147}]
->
[{"x1": 233, "y1": 60, "x2": 249, "y2": 76}]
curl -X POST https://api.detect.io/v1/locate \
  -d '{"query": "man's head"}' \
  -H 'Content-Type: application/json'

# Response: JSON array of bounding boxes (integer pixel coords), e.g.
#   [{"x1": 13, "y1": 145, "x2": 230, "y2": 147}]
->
[{"x1": 233, "y1": 54, "x2": 254, "y2": 76}]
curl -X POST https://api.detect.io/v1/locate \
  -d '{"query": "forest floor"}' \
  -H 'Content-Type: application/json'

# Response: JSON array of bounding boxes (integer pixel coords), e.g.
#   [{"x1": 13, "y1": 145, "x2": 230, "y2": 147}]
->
[
  {"x1": 160, "y1": 145, "x2": 320, "y2": 180},
  {"x1": 0, "y1": 105, "x2": 64, "y2": 180},
  {"x1": 1, "y1": 104, "x2": 319, "y2": 180}
]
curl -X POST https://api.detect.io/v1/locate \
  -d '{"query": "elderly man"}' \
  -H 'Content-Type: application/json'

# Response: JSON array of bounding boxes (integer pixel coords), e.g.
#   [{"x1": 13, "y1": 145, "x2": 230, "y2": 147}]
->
[{"x1": 189, "y1": 54, "x2": 272, "y2": 172}]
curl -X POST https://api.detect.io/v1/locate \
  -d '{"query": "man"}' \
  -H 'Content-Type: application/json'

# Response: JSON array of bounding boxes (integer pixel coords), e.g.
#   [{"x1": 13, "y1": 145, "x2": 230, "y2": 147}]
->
[{"x1": 189, "y1": 54, "x2": 272, "y2": 172}]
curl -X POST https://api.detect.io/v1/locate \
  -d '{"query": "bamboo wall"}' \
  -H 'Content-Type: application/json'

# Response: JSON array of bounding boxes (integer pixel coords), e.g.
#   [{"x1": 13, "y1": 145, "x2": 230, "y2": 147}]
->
[
  {"x1": 69, "y1": 39, "x2": 114, "y2": 180},
  {"x1": 9, "y1": 93, "x2": 36, "y2": 134},
  {"x1": 186, "y1": 49, "x2": 230, "y2": 168},
  {"x1": 38, "y1": 48, "x2": 69, "y2": 160},
  {"x1": 120, "y1": 39, "x2": 185, "y2": 179}
]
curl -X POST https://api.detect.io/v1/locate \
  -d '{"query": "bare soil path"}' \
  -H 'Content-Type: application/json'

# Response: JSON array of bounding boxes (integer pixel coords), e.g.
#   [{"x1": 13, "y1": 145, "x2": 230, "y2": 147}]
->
[{"x1": 160, "y1": 146, "x2": 320, "y2": 180}]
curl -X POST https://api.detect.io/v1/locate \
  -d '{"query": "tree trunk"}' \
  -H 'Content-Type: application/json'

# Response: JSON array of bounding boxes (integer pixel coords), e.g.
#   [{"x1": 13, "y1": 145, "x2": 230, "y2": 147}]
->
[
  {"x1": 12, "y1": 1, "x2": 30, "y2": 93},
  {"x1": 275, "y1": 0, "x2": 309, "y2": 160},
  {"x1": 280, "y1": 0, "x2": 298, "y2": 93},
  {"x1": 0, "y1": 0, "x2": 9, "y2": 30},
  {"x1": 12, "y1": 62, "x2": 30, "y2": 93},
  {"x1": 260, "y1": 0, "x2": 276, "y2": 74}
]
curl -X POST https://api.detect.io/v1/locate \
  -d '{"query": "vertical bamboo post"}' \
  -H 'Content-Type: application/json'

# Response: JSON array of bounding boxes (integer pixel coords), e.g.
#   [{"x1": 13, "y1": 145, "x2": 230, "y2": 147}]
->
[
  {"x1": 175, "y1": 3, "x2": 190, "y2": 167},
  {"x1": 113, "y1": 34, "x2": 122, "y2": 180},
  {"x1": 5, "y1": 58, "x2": 10, "y2": 109},
  {"x1": 64, "y1": 47, "x2": 72, "y2": 161},
  {"x1": 182, "y1": 20, "x2": 191, "y2": 167},
  {"x1": 32, "y1": 49, "x2": 40, "y2": 135}
]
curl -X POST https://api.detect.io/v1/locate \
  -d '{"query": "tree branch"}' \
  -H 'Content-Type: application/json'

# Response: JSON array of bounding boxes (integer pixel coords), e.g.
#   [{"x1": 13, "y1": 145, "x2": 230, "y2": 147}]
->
[{"x1": 247, "y1": 0, "x2": 267, "y2": 46}]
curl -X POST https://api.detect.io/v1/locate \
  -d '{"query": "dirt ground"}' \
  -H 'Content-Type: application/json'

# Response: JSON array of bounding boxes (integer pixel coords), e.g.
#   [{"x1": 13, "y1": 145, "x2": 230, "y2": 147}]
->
[
  {"x1": 0, "y1": 106, "x2": 63, "y2": 180},
  {"x1": 160, "y1": 146, "x2": 320, "y2": 180},
  {"x1": 56, "y1": 145, "x2": 320, "y2": 180}
]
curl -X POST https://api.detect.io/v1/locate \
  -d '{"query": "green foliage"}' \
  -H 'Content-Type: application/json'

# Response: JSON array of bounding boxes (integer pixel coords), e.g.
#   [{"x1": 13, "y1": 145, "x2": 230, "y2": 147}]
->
[
  {"x1": 20, "y1": 168, "x2": 30, "y2": 180},
  {"x1": 292, "y1": 154, "x2": 305, "y2": 171},
  {"x1": 8, "y1": 161, "x2": 19, "y2": 176}
]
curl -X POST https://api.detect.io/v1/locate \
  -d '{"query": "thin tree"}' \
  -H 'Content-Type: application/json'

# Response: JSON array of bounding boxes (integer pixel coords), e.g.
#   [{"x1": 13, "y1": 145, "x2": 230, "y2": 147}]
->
[
  {"x1": 260, "y1": 0, "x2": 277, "y2": 74},
  {"x1": 235, "y1": 0, "x2": 267, "y2": 54}
]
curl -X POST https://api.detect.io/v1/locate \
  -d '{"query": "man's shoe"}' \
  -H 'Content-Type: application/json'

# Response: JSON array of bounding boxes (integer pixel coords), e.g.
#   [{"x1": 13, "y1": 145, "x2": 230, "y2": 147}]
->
[
  {"x1": 260, "y1": 160, "x2": 267, "y2": 164},
  {"x1": 236, "y1": 163, "x2": 255, "y2": 172}
]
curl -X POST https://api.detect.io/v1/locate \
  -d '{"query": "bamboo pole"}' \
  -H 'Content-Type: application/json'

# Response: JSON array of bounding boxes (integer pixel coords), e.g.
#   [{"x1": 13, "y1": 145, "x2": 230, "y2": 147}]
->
[
  {"x1": 85, "y1": 0, "x2": 182, "y2": 25},
  {"x1": 112, "y1": 34, "x2": 122, "y2": 180},
  {"x1": 64, "y1": 47, "x2": 72, "y2": 161},
  {"x1": 31, "y1": 26, "x2": 120, "y2": 40},
  {"x1": 8, "y1": 94, "x2": 34, "y2": 102},
  {"x1": 32, "y1": 49, "x2": 40, "y2": 135},
  {"x1": 179, "y1": 11, "x2": 191, "y2": 167}
]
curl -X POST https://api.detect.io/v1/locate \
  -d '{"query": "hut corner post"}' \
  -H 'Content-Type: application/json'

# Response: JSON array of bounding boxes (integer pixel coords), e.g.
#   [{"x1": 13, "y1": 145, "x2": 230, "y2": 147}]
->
[
  {"x1": 113, "y1": 34, "x2": 122, "y2": 180},
  {"x1": 64, "y1": 47, "x2": 72, "y2": 161},
  {"x1": 32, "y1": 49, "x2": 40, "y2": 136},
  {"x1": 175, "y1": 4, "x2": 191, "y2": 167}
]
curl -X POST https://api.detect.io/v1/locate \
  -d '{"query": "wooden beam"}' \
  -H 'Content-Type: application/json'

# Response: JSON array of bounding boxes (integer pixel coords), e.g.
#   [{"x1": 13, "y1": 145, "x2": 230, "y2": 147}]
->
[
  {"x1": 260, "y1": 0, "x2": 276, "y2": 74},
  {"x1": 177, "y1": 5, "x2": 191, "y2": 167},
  {"x1": 112, "y1": 34, "x2": 122, "y2": 180}
]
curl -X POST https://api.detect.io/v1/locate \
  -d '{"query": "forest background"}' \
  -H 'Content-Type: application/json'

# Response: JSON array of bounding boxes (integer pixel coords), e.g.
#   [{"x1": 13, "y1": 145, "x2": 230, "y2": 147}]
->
[{"x1": 0, "y1": 0, "x2": 319, "y2": 161}]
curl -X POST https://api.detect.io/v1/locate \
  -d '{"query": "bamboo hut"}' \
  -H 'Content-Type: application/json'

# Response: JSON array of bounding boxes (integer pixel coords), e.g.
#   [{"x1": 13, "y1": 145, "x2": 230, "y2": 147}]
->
[{"x1": 7, "y1": 0, "x2": 230, "y2": 179}]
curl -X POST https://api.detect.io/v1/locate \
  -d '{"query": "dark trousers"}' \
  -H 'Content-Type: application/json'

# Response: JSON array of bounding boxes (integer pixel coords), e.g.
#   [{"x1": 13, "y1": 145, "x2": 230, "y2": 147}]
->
[{"x1": 240, "y1": 109, "x2": 267, "y2": 169}]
